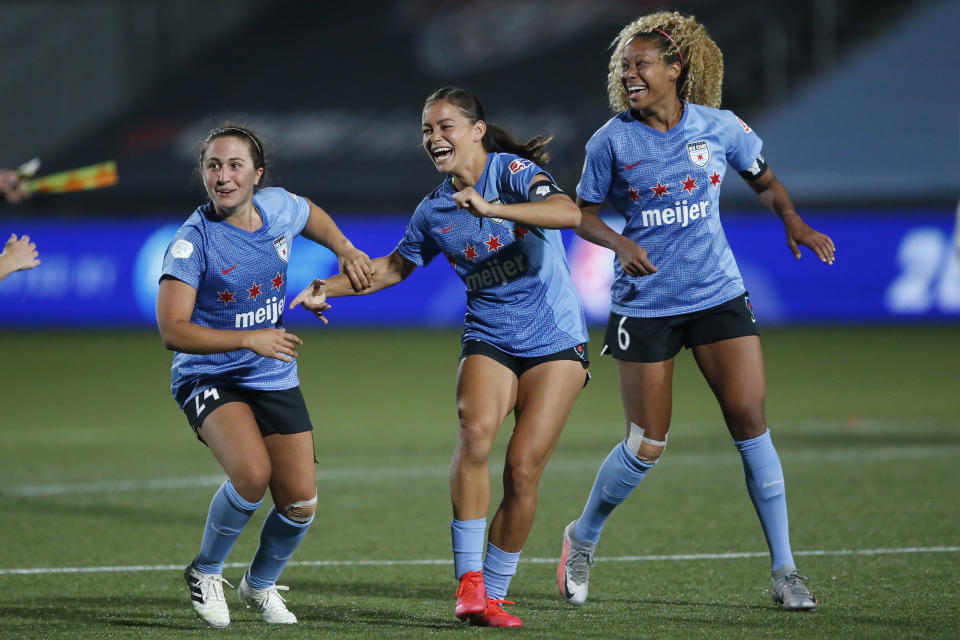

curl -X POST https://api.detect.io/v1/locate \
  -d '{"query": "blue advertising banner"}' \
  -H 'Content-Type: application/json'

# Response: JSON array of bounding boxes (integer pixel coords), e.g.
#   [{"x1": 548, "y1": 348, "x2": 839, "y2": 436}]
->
[{"x1": 0, "y1": 211, "x2": 957, "y2": 327}]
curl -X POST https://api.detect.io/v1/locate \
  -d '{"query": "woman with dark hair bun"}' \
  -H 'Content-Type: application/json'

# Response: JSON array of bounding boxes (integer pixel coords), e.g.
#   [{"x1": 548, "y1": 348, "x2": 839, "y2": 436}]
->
[
  {"x1": 557, "y1": 12, "x2": 834, "y2": 612},
  {"x1": 292, "y1": 88, "x2": 589, "y2": 628}
]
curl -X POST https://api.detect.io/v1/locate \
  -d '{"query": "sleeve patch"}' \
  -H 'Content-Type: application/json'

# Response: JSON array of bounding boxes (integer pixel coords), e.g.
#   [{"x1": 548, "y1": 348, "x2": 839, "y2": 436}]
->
[
  {"x1": 736, "y1": 116, "x2": 752, "y2": 133},
  {"x1": 171, "y1": 239, "x2": 194, "y2": 259},
  {"x1": 508, "y1": 158, "x2": 533, "y2": 174}
]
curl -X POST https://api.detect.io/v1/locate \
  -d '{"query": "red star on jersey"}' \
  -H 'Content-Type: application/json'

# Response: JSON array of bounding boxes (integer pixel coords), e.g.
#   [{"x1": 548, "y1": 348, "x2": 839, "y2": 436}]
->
[
  {"x1": 511, "y1": 225, "x2": 529, "y2": 241},
  {"x1": 697, "y1": 153, "x2": 704, "y2": 161},
  {"x1": 483, "y1": 234, "x2": 503, "y2": 252},
  {"x1": 650, "y1": 181, "x2": 669, "y2": 199},
  {"x1": 681, "y1": 175, "x2": 698, "y2": 194},
  {"x1": 217, "y1": 289, "x2": 236, "y2": 305},
  {"x1": 271, "y1": 272, "x2": 284, "y2": 290},
  {"x1": 709, "y1": 171, "x2": 722, "y2": 187},
  {"x1": 247, "y1": 282, "x2": 263, "y2": 300},
  {"x1": 627, "y1": 186, "x2": 640, "y2": 202},
  {"x1": 463, "y1": 244, "x2": 479, "y2": 261}
]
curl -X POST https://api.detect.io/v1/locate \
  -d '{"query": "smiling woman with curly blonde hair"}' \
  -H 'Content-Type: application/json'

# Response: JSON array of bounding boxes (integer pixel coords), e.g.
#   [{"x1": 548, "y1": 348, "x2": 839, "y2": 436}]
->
[
  {"x1": 606, "y1": 11, "x2": 723, "y2": 111},
  {"x1": 557, "y1": 11, "x2": 836, "y2": 614}
]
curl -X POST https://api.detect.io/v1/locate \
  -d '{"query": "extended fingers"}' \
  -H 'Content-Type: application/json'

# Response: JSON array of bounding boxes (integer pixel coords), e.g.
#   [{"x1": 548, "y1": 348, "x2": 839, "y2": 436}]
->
[
  {"x1": 819, "y1": 234, "x2": 837, "y2": 263},
  {"x1": 811, "y1": 235, "x2": 836, "y2": 265},
  {"x1": 794, "y1": 231, "x2": 836, "y2": 264},
  {"x1": 289, "y1": 279, "x2": 324, "y2": 309}
]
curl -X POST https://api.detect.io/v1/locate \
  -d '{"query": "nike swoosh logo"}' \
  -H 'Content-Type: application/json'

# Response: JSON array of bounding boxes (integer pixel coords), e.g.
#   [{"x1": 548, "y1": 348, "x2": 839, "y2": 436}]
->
[
  {"x1": 625, "y1": 161, "x2": 642, "y2": 170},
  {"x1": 762, "y1": 479, "x2": 784, "y2": 489},
  {"x1": 441, "y1": 223, "x2": 456, "y2": 234},
  {"x1": 221, "y1": 264, "x2": 239, "y2": 274}
]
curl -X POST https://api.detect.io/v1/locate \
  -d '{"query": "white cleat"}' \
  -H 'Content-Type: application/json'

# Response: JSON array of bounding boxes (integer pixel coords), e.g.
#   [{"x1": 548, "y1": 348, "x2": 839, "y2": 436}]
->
[
  {"x1": 184, "y1": 561, "x2": 232, "y2": 628},
  {"x1": 771, "y1": 565, "x2": 819, "y2": 611},
  {"x1": 238, "y1": 573, "x2": 298, "y2": 624},
  {"x1": 557, "y1": 520, "x2": 595, "y2": 607}
]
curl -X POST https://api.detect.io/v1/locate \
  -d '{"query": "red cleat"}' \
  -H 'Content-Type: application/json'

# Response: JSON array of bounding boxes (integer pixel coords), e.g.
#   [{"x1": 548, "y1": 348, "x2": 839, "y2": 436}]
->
[
  {"x1": 470, "y1": 598, "x2": 523, "y2": 628},
  {"x1": 454, "y1": 570, "x2": 487, "y2": 619}
]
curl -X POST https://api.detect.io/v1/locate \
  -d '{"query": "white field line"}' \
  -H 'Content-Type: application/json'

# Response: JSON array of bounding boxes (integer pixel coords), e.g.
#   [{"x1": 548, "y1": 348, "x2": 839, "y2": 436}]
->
[
  {"x1": 1, "y1": 546, "x2": 957, "y2": 576},
  {"x1": 3, "y1": 443, "x2": 959, "y2": 498}
]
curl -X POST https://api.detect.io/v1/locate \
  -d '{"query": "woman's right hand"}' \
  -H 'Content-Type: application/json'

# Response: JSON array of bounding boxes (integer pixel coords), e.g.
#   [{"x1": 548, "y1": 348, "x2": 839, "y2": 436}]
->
[
  {"x1": 614, "y1": 236, "x2": 658, "y2": 276},
  {"x1": 243, "y1": 328, "x2": 304, "y2": 362}
]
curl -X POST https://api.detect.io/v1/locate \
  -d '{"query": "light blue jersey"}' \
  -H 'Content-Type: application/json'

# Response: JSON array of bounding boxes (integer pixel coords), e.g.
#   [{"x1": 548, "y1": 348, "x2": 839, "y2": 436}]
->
[
  {"x1": 398, "y1": 152, "x2": 588, "y2": 356},
  {"x1": 160, "y1": 187, "x2": 310, "y2": 407},
  {"x1": 577, "y1": 102, "x2": 762, "y2": 317}
]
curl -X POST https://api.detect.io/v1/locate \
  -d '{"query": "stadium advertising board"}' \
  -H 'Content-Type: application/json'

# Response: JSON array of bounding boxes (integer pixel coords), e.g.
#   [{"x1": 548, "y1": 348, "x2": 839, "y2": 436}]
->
[{"x1": 1, "y1": 212, "x2": 957, "y2": 327}]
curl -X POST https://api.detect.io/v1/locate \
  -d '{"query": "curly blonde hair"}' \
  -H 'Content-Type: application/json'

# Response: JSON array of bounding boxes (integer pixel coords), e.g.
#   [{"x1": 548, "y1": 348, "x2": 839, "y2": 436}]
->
[{"x1": 607, "y1": 11, "x2": 723, "y2": 112}]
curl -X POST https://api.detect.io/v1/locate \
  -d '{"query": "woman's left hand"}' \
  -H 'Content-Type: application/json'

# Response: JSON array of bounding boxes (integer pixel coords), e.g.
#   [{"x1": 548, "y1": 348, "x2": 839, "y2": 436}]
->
[
  {"x1": 339, "y1": 248, "x2": 375, "y2": 291},
  {"x1": 452, "y1": 186, "x2": 496, "y2": 219},
  {"x1": 784, "y1": 214, "x2": 836, "y2": 265}
]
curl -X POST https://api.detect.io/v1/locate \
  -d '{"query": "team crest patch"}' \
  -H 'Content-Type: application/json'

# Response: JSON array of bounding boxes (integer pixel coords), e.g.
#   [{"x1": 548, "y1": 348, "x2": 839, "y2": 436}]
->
[
  {"x1": 687, "y1": 141, "x2": 710, "y2": 167},
  {"x1": 508, "y1": 159, "x2": 532, "y2": 174},
  {"x1": 273, "y1": 235, "x2": 289, "y2": 262},
  {"x1": 171, "y1": 239, "x2": 194, "y2": 259}
]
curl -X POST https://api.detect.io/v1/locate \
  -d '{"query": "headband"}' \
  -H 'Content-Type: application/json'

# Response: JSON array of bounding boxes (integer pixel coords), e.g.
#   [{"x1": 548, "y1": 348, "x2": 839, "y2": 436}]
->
[
  {"x1": 208, "y1": 127, "x2": 263, "y2": 158},
  {"x1": 651, "y1": 28, "x2": 684, "y2": 68}
]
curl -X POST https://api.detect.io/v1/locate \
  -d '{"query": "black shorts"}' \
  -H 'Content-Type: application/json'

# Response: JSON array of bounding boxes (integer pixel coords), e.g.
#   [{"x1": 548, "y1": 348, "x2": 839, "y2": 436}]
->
[
  {"x1": 460, "y1": 339, "x2": 590, "y2": 385},
  {"x1": 182, "y1": 385, "x2": 313, "y2": 440},
  {"x1": 602, "y1": 293, "x2": 759, "y2": 363}
]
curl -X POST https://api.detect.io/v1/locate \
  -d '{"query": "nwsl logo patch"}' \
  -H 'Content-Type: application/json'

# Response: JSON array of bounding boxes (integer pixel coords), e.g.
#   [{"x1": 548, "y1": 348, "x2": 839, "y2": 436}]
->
[
  {"x1": 508, "y1": 159, "x2": 532, "y2": 174},
  {"x1": 687, "y1": 141, "x2": 710, "y2": 168},
  {"x1": 273, "y1": 235, "x2": 289, "y2": 262}
]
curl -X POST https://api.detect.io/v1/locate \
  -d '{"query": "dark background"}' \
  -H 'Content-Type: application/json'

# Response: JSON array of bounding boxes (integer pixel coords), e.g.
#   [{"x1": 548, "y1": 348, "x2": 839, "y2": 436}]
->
[{"x1": 1, "y1": 0, "x2": 953, "y2": 218}]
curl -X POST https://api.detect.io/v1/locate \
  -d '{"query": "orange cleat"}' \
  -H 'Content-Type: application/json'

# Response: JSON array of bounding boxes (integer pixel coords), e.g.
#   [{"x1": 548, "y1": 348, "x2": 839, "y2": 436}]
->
[
  {"x1": 470, "y1": 598, "x2": 522, "y2": 628},
  {"x1": 454, "y1": 570, "x2": 487, "y2": 619}
]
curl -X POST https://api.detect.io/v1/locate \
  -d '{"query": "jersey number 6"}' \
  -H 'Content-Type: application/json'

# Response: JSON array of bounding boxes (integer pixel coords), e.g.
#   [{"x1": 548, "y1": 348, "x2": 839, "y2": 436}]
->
[{"x1": 617, "y1": 315, "x2": 631, "y2": 350}]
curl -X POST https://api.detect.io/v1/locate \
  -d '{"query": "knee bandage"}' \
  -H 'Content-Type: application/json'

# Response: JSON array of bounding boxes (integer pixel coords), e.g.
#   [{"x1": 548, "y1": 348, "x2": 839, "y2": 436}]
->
[
  {"x1": 625, "y1": 422, "x2": 667, "y2": 464},
  {"x1": 282, "y1": 492, "x2": 317, "y2": 523}
]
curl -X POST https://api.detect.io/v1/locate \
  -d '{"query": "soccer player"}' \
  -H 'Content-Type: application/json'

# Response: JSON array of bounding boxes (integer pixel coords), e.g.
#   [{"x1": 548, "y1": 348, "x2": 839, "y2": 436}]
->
[
  {"x1": 157, "y1": 125, "x2": 373, "y2": 628},
  {"x1": 291, "y1": 87, "x2": 590, "y2": 628},
  {"x1": 0, "y1": 233, "x2": 40, "y2": 282},
  {"x1": 556, "y1": 12, "x2": 835, "y2": 611}
]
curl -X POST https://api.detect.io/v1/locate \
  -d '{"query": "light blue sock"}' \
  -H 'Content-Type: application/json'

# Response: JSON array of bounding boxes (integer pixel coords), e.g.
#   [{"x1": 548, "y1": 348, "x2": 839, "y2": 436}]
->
[
  {"x1": 246, "y1": 507, "x2": 313, "y2": 588},
  {"x1": 195, "y1": 480, "x2": 261, "y2": 574},
  {"x1": 735, "y1": 429, "x2": 795, "y2": 570},
  {"x1": 574, "y1": 441, "x2": 654, "y2": 544},
  {"x1": 451, "y1": 518, "x2": 486, "y2": 579},
  {"x1": 482, "y1": 542, "x2": 521, "y2": 600}
]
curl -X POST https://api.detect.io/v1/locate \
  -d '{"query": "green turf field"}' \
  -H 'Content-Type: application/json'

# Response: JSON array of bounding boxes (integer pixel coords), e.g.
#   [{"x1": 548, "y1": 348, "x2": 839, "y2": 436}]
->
[{"x1": 0, "y1": 326, "x2": 957, "y2": 639}]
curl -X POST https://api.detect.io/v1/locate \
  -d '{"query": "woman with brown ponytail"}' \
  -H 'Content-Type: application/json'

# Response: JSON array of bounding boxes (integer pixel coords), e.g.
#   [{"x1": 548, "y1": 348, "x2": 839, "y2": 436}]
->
[
  {"x1": 557, "y1": 12, "x2": 834, "y2": 611},
  {"x1": 293, "y1": 87, "x2": 590, "y2": 627}
]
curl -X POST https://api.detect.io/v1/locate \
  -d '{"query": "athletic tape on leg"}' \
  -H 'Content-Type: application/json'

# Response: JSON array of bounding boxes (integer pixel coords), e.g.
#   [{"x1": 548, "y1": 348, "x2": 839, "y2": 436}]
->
[
  {"x1": 282, "y1": 492, "x2": 317, "y2": 523},
  {"x1": 626, "y1": 422, "x2": 667, "y2": 463},
  {"x1": 625, "y1": 422, "x2": 645, "y2": 454}
]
